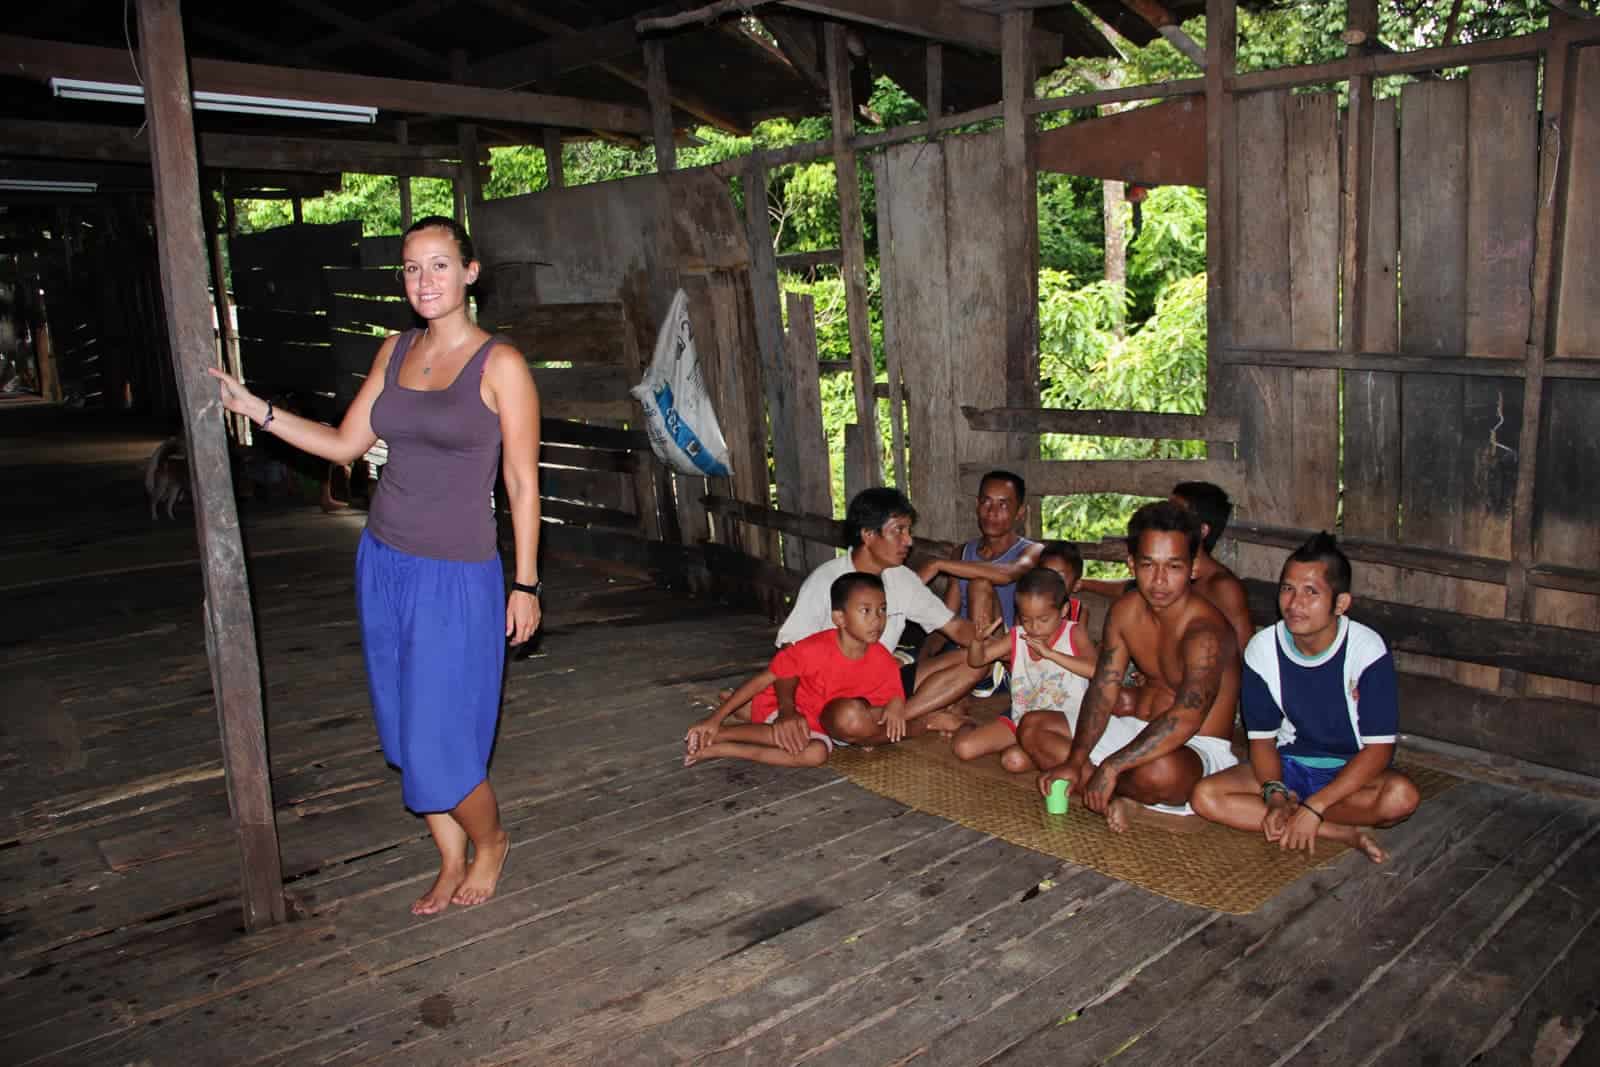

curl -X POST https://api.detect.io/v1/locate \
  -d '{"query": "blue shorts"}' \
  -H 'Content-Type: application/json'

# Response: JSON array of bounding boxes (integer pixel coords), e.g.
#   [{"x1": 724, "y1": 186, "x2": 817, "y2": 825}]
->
[
  {"x1": 356, "y1": 530, "x2": 506, "y2": 814},
  {"x1": 1281, "y1": 754, "x2": 1345, "y2": 802}
]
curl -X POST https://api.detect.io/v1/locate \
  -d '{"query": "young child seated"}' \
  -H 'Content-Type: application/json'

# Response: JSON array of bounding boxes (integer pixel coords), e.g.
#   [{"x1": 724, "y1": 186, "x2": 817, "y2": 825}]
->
[
  {"x1": 951, "y1": 568, "x2": 1097, "y2": 772},
  {"x1": 1190, "y1": 533, "x2": 1421, "y2": 862},
  {"x1": 1035, "y1": 541, "x2": 1087, "y2": 625},
  {"x1": 684, "y1": 572, "x2": 907, "y2": 768}
]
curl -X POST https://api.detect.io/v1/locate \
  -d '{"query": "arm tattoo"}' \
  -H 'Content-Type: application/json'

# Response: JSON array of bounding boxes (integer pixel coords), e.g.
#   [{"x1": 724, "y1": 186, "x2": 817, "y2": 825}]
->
[
  {"x1": 1069, "y1": 640, "x2": 1124, "y2": 763},
  {"x1": 1105, "y1": 625, "x2": 1224, "y2": 773},
  {"x1": 1111, "y1": 715, "x2": 1179, "y2": 767}
]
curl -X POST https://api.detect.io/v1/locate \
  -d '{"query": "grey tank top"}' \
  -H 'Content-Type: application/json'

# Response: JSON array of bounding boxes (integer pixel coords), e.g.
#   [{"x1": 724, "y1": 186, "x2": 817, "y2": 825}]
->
[{"x1": 366, "y1": 329, "x2": 503, "y2": 562}]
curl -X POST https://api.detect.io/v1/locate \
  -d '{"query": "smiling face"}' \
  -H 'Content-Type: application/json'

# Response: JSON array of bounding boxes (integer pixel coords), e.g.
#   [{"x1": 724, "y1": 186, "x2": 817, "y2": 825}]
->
[
  {"x1": 1014, "y1": 591, "x2": 1065, "y2": 644},
  {"x1": 1278, "y1": 559, "x2": 1350, "y2": 651},
  {"x1": 976, "y1": 477, "x2": 1024, "y2": 540},
  {"x1": 832, "y1": 585, "x2": 889, "y2": 648},
  {"x1": 400, "y1": 225, "x2": 479, "y2": 322},
  {"x1": 860, "y1": 512, "x2": 915, "y2": 571},
  {"x1": 1130, "y1": 529, "x2": 1194, "y2": 611}
]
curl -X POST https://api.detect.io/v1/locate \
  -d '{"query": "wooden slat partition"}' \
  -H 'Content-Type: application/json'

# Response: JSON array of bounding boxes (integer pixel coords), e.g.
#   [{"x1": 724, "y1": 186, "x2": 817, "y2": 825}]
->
[
  {"x1": 961, "y1": 406, "x2": 1240, "y2": 442},
  {"x1": 959, "y1": 458, "x2": 1244, "y2": 498}
]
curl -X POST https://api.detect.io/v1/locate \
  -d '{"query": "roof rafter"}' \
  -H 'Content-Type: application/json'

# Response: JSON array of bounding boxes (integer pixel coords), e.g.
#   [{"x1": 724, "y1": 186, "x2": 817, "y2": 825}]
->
[
  {"x1": 0, "y1": 33, "x2": 652, "y2": 135},
  {"x1": 778, "y1": 0, "x2": 1064, "y2": 68},
  {"x1": 468, "y1": 0, "x2": 750, "y2": 133},
  {"x1": 279, "y1": 0, "x2": 450, "y2": 72}
]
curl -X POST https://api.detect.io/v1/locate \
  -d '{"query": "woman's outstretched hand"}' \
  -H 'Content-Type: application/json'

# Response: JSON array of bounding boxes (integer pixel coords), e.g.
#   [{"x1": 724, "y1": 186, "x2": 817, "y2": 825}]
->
[{"x1": 206, "y1": 367, "x2": 266, "y2": 423}]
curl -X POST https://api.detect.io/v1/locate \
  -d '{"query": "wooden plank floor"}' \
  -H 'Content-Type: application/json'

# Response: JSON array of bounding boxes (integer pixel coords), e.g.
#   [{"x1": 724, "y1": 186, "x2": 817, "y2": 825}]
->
[{"x1": 3, "y1": 411, "x2": 1599, "y2": 1067}]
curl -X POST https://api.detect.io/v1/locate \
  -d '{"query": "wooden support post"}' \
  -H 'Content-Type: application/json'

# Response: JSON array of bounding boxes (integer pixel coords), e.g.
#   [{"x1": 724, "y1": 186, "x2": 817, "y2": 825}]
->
[
  {"x1": 202, "y1": 179, "x2": 245, "y2": 442},
  {"x1": 643, "y1": 40, "x2": 676, "y2": 173},
  {"x1": 784, "y1": 291, "x2": 837, "y2": 569},
  {"x1": 542, "y1": 127, "x2": 565, "y2": 189},
  {"x1": 843, "y1": 421, "x2": 873, "y2": 505},
  {"x1": 1000, "y1": 10, "x2": 1040, "y2": 475},
  {"x1": 743, "y1": 154, "x2": 812, "y2": 572},
  {"x1": 135, "y1": 0, "x2": 284, "y2": 931},
  {"x1": 396, "y1": 119, "x2": 413, "y2": 228},
  {"x1": 456, "y1": 122, "x2": 482, "y2": 231},
  {"x1": 1203, "y1": 0, "x2": 1239, "y2": 464},
  {"x1": 1341, "y1": 0, "x2": 1378, "y2": 357},
  {"x1": 1506, "y1": 13, "x2": 1580, "y2": 674},
  {"x1": 291, "y1": 196, "x2": 303, "y2": 223},
  {"x1": 824, "y1": 21, "x2": 882, "y2": 485},
  {"x1": 925, "y1": 42, "x2": 943, "y2": 120}
]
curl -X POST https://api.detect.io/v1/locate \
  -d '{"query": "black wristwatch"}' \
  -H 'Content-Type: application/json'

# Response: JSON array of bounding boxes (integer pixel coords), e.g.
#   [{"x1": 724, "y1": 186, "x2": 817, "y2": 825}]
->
[{"x1": 511, "y1": 580, "x2": 543, "y2": 597}]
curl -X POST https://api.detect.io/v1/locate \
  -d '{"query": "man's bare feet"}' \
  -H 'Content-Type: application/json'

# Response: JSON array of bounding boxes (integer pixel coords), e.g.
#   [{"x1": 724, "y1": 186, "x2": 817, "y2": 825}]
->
[
  {"x1": 451, "y1": 832, "x2": 511, "y2": 906},
  {"x1": 1354, "y1": 830, "x2": 1388, "y2": 864},
  {"x1": 1105, "y1": 796, "x2": 1139, "y2": 834},
  {"x1": 412, "y1": 862, "x2": 467, "y2": 916},
  {"x1": 923, "y1": 708, "x2": 974, "y2": 736}
]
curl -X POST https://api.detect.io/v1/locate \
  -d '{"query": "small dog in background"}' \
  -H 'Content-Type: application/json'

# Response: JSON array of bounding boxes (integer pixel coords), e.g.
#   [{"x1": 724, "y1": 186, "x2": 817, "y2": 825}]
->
[{"x1": 144, "y1": 437, "x2": 188, "y2": 520}]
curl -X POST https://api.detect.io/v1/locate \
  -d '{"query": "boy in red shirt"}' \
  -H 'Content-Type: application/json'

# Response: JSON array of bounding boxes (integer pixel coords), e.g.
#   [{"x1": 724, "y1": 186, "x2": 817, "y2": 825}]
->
[{"x1": 685, "y1": 573, "x2": 907, "y2": 768}]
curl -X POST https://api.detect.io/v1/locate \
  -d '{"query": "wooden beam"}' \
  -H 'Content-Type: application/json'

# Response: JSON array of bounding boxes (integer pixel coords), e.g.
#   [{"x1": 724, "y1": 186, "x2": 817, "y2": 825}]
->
[
  {"x1": 467, "y1": 2, "x2": 750, "y2": 134},
  {"x1": 1341, "y1": 0, "x2": 1379, "y2": 360},
  {"x1": 825, "y1": 21, "x2": 881, "y2": 484},
  {"x1": 742, "y1": 153, "x2": 811, "y2": 574},
  {"x1": 1506, "y1": 13, "x2": 1582, "y2": 676},
  {"x1": 1204, "y1": 0, "x2": 1237, "y2": 466},
  {"x1": 135, "y1": 0, "x2": 284, "y2": 932},
  {"x1": 961, "y1": 406, "x2": 1241, "y2": 442},
  {"x1": 763, "y1": 12, "x2": 828, "y2": 92},
  {"x1": 775, "y1": 248, "x2": 842, "y2": 271},
  {"x1": 638, "y1": 0, "x2": 781, "y2": 34},
  {"x1": 0, "y1": 118, "x2": 462, "y2": 178},
  {"x1": 1218, "y1": 345, "x2": 1600, "y2": 380},
  {"x1": 1035, "y1": 97, "x2": 1206, "y2": 185},
  {"x1": 0, "y1": 33, "x2": 653, "y2": 134},
  {"x1": 542, "y1": 127, "x2": 565, "y2": 189},
  {"x1": 1122, "y1": 0, "x2": 1207, "y2": 70},
  {"x1": 925, "y1": 41, "x2": 944, "y2": 118},
  {"x1": 643, "y1": 39, "x2": 677, "y2": 172},
  {"x1": 958, "y1": 458, "x2": 1245, "y2": 497},
  {"x1": 298, "y1": 0, "x2": 459, "y2": 61},
  {"x1": 1001, "y1": 9, "x2": 1039, "y2": 472},
  {"x1": 281, "y1": 0, "x2": 448, "y2": 72},
  {"x1": 1227, "y1": 519, "x2": 1509, "y2": 585},
  {"x1": 782, "y1": 0, "x2": 1065, "y2": 66},
  {"x1": 1229, "y1": 26, "x2": 1600, "y2": 95}
]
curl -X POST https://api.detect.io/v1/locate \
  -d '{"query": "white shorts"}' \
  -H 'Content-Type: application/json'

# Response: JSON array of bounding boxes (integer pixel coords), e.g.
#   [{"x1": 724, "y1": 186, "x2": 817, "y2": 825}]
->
[{"x1": 1088, "y1": 715, "x2": 1238, "y2": 816}]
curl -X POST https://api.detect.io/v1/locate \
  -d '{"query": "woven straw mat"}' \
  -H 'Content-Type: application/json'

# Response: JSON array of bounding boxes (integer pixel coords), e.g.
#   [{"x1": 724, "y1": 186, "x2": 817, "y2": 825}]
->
[{"x1": 829, "y1": 733, "x2": 1456, "y2": 915}]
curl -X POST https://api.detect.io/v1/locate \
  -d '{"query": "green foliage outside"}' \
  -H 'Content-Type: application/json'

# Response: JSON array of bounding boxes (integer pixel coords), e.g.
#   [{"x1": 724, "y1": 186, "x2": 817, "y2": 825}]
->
[{"x1": 229, "y1": 1, "x2": 1555, "y2": 553}]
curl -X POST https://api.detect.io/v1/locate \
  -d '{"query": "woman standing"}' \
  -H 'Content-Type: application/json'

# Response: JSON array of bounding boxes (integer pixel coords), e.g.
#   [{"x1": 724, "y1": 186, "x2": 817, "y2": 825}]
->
[{"x1": 209, "y1": 216, "x2": 541, "y2": 915}]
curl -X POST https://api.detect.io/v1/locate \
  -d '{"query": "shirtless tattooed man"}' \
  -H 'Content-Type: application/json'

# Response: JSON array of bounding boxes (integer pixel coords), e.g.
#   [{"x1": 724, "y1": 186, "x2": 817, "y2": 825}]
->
[{"x1": 1036, "y1": 501, "x2": 1241, "y2": 832}]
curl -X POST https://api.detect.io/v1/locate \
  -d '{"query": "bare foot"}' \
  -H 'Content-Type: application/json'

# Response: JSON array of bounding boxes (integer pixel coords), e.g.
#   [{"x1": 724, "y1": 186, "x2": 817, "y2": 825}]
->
[
  {"x1": 451, "y1": 832, "x2": 511, "y2": 906},
  {"x1": 412, "y1": 863, "x2": 467, "y2": 916},
  {"x1": 1105, "y1": 796, "x2": 1138, "y2": 834},
  {"x1": 1355, "y1": 831, "x2": 1389, "y2": 864},
  {"x1": 924, "y1": 708, "x2": 974, "y2": 736},
  {"x1": 684, "y1": 743, "x2": 720, "y2": 767}
]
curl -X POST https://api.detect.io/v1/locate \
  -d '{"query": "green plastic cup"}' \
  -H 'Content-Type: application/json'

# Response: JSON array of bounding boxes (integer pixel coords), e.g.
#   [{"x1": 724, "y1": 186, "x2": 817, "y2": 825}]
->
[{"x1": 1046, "y1": 778, "x2": 1070, "y2": 815}]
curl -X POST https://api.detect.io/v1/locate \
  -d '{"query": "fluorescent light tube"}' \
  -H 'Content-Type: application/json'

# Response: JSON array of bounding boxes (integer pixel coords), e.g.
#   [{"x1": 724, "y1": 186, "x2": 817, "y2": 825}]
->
[
  {"x1": 49, "y1": 78, "x2": 377, "y2": 124},
  {"x1": 0, "y1": 179, "x2": 98, "y2": 193}
]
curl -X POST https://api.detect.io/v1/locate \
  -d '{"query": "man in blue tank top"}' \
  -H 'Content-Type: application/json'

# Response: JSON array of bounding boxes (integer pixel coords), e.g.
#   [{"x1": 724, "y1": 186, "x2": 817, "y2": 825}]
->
[
  {"x1": 916, "y1": 470, "x2": 1044, "y2": 693},
  {"x1": 917, "y1": 470, "x2": 1044, "y2": 632}
]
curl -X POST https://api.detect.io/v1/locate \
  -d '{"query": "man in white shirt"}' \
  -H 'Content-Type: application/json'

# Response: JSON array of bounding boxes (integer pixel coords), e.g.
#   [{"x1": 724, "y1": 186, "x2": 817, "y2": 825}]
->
[{"x1": 775, "y1": 488, "x2": 981, "y2": 743}]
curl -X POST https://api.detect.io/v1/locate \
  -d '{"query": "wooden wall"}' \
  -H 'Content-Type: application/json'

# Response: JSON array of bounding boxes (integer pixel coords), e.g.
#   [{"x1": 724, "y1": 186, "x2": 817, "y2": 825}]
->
[
  {"x1": 1223, "y1": 53, "x2": 1600, "y2": 716},
  {"x1": 873, "y1": 129, "x2": 1011, "y2": 543}
]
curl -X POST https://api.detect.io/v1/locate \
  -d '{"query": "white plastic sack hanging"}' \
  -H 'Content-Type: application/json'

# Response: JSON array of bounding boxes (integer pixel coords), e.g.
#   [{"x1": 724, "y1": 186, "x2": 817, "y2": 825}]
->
[{"x1": 631, "y1": 288, "x2": 733, "y2": 478}]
